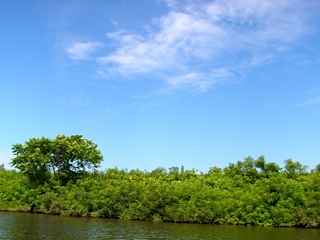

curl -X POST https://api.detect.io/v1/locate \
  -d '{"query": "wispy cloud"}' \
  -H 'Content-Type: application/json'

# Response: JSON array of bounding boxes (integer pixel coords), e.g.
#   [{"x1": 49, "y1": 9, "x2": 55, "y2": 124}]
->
[
  {"x1": 56, "y1": 96, "x2": 91, "y2": 106},
  {"x1": 82, "y1": 109, "x2": 113, "y2": 124},
  {"x1": 67, "y1": 0, "x2": 319, "y2": 91},
  {"x1": 294, "y1": 96, "x2": 320, "y2": 108},
  {"x1": 127, "y1": 100, "x2": 165, "y2": 112},
  {"x1": 66, "y1": 41, "x2": 103, "y2": 60},
  {"x1": 166, "y1": 68, "x2": 237, "y2": 91},
  {"x1": 307, "y1": 87, "x2": 320, "y2": 94},
  {"x1": 294, "y1": 87, "x2": 320, "y2": 107}
]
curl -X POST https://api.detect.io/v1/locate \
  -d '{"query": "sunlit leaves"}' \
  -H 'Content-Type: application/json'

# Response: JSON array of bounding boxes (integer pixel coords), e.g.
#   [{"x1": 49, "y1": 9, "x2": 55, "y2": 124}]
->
[
  {"x1": 3, "y1": 155, "x2": 320, "y2": 227},
  {"x1": 11, "y1": 135, "x2": 103, "y2": 185}
]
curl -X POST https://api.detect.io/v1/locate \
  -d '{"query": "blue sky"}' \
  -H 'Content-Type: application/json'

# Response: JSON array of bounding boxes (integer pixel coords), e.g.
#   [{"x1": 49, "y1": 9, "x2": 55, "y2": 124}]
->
[{"x1": 1, "y1": 0, "x2": 320, "y2": 172}]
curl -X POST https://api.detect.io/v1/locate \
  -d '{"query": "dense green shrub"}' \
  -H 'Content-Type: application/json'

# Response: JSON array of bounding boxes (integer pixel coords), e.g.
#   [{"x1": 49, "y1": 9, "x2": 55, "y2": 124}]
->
[{"x1": 1, "y1": 156, "x2": 320, "y2": 228}]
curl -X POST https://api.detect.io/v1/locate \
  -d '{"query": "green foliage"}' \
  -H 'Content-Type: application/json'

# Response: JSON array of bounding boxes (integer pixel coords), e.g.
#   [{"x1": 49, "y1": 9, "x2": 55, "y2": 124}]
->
[
  {"x1": 11, "y1": 134, "x2": 103, "y2": 185},
  {"x1": 284, "y1": 159, "x2": 307, "y2": 178},
  {"x1": 2, "y1": 155, "x2": 320, "y2": 228},
  {"x1": 0, "y1": 163, "x2": 5, "y2": 171},
  {"x1": 313, "y1": 163, "x2": 320, "y2": 173}
]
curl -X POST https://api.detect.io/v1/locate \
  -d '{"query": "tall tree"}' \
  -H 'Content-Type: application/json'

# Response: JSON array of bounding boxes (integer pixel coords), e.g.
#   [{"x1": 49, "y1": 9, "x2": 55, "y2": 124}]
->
[
  {"x1": 283, "y1": 159, "x2": 307, "y2": 178},
  {"x1": 11, "y1": 134, "x2": 103, "y2": 185}
]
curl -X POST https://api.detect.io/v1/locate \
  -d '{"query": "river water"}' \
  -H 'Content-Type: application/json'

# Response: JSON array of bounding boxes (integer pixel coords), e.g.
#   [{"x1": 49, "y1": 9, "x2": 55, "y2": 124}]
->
[{"x1": 0, "y1": 212, "x2": 319, "y2": 239}]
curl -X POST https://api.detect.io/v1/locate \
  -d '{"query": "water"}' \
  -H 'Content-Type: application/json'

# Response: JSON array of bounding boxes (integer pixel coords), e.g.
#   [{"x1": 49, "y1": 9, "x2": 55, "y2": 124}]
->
[{"x1": 0, "y1": 212, "x2": 319, "y2": 239}]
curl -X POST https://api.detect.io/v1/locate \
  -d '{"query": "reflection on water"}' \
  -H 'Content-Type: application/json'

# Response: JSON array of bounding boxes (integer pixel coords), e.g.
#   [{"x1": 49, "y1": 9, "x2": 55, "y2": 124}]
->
[{"x1": 0, "y1": 212, "x2": 319, "y2": 239}]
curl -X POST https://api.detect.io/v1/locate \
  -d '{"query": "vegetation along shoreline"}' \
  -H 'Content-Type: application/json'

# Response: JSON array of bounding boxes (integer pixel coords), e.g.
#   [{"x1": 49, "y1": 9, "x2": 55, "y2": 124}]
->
[{"x1": 1, "y1": 135, "x2": 320, "y2": 228}]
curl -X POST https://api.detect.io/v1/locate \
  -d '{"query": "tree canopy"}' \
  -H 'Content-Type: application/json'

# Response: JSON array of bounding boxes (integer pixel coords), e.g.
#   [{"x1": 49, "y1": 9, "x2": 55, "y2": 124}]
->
[
  {"x1": 2, "y1": 155, "x2": 320, "y2": 227},
  {"x1": 11, "y1": 134, "x2": 103, "y2": 185}
]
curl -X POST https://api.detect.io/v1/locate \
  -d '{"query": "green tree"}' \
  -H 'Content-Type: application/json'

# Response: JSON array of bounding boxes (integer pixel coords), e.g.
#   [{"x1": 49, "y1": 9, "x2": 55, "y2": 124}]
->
[
  {"x1": 254, "y1": 156, "x2": 266, "y2": 172},
  {"x1": 283, "y1": 159, "x2": 307, "y2": 178},
  {"x1": 313, "y1": 163, "x2": 320, "y2": 173},
  {"x1": 264, "y1": 162, "x2": 281, "y2": 174},
  {"x1": 0, "y1": 163, "x2": 5, "y2": 171},
  {"x1": 11, "y1": 134, "x2": 103, "y2": 185}
]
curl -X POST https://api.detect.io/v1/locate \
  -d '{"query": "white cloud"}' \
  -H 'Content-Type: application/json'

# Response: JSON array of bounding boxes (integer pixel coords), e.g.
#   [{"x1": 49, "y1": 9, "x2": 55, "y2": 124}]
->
[
  {"x1": 98, "y1": 0, "x2": 319, "y2": 91},
  {"x1": 66, "y1": 41, "x2": 103, "y2": 60},
  {"x1": 167, "y1": 68, "x2": 236, "y2": 91},
  {"x1": 98, "y1": 10, "x2": 228, "y2": 75}
]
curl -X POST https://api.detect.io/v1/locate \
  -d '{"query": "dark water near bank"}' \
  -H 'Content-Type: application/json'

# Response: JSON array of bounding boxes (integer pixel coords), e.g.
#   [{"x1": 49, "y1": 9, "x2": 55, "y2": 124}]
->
[{"x1": 0, "y1": 212, "x2": 319, "y2": 239}]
